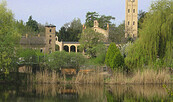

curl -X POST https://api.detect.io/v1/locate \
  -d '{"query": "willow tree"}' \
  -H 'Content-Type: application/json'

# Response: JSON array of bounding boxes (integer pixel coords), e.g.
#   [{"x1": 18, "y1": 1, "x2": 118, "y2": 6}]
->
[
  {"x1": 0, "y1": 1, "x2": 20, "y2": 73},
  {"x1": 125, "y1": 0, "x2": 173, "y2": 69}
]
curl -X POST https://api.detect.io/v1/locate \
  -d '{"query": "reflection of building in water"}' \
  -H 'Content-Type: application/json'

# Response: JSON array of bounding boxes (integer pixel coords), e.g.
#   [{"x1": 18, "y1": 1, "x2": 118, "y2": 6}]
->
[{"x1": 58, "y1": 87, "x2": 78, "y2": 100}]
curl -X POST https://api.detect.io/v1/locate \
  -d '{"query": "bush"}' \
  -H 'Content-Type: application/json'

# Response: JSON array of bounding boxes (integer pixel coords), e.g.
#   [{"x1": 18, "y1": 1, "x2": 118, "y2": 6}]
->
[
  {"x1": 46, "y1": 51, "x2": 86, "y2": 70},
  {"x1": 105, "y1": 42, "x2": 124, "y2": 69}
]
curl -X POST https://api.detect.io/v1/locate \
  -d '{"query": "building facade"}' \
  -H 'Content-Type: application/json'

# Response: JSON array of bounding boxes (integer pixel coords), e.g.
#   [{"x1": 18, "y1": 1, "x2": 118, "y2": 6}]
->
[
  {"x1": 125, "y1": 0, "x2": 138, "y2": 38},
  {"x1": 20, "y1": 20, "x2": 109, "y2": 54}
]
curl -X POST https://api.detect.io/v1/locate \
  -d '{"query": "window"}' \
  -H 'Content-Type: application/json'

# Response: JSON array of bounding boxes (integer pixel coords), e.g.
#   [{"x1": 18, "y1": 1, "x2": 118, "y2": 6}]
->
[
  {"x1": 49, "y1": 39, "x2": 52, "y2": 44},
  {"x1": 50, "y1": 29, "x2": 52, "y2": 32},
  {"x1": 133, "y1": 21, "x2": 135, "y2": 25},
  {"x1": 128, "y1": 21, "x2": 130, "y2": 25},
  {"x1": 128, "y1": 9, "x2": 130, "y2": 13},
  {"x1": 56, "y1": 38, "x2": 57, "y2": 41},
  {"x1": 40, "y1": 49, "x2": 43, "y2": 53},
  {"x1": 133, "y1": 9, "x2": 135, "y2": 13},
  {"x1": 50, "y1": 35, "x2": 51, "y2": 37},
  {"x1": 95, "y1": 29, "x2": 96, "y2": 31}
]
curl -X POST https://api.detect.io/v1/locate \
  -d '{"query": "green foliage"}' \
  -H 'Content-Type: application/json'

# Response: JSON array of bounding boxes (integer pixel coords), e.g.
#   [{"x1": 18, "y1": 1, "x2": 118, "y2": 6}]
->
[
  {"x1": 85, "y1": 44, "x2": 106, "y2": 65},
  {"x1": 105, "y1": 43, "x2": 124, "y2": 69},
  {"x1": 85, "y1": 11, "x2": 115, "y2": 29},
  {"x1": 17, "y1": 48, "x2": 38, "y2": 65},
  {"x1": 109, "y1": 22, "x2": 125, "y2": 43},
  {"x1": 95, "y1": 44, "x2": 107, "y2": 64},
  {"x1": 85, "y1": 12, "x2": 99, "y2": 28},
  {"x1": 26, "y1": 16, "x2": 39, "y2": 33},
  {"x1": 79, "y1": 28, "x2": 105, "y2": 58},
  {"x1": 125, "y1": 0, "x2": 173, "y2": 69},
  {"x1": 138, "y1": 10, "x2": 147, "y2": 29},
  {"x1": 0, "y1": 1, "x2": 20, "y2": 73},
  {"x1": 46, "y1": 51, "x2": 86, "y2": 70},
  {"x1": 58, "y1": 18, "x2": 82, "y2": 41}
]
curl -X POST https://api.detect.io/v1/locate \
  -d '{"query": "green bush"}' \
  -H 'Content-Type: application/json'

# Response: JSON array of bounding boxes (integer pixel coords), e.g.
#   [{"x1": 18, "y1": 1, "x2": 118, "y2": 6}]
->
[
  {"x1": 46, "y1": 51, "x2": 86, "y2": 70},
  {"x1": 105, "y1": 42, "x2": 124, "y2": 69},
  {"x1": 17, "y1": 48, "x2": 38, "y2": 65}
]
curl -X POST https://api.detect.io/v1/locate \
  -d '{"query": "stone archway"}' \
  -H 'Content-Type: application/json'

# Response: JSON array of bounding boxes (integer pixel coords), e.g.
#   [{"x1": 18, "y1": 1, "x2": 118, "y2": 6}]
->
[
  {"x1": 63, "y1": 45, "x2": 69, "y2": 52},
  {"x1": 70, "y1": 45, "x2": 76, "y2": 52}
]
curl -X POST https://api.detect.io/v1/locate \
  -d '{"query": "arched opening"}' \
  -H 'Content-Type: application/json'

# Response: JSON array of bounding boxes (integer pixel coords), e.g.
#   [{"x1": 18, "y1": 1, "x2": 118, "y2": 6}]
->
[
  {"x1": 63, "y1": 45, "x2": 69, "y2": 52},
  {"x1": 70, "y1": 45, "x2": 76, "y2": 52},
  {"x1": 55, "y1": 45, "x2": 60, "y2": 51}
]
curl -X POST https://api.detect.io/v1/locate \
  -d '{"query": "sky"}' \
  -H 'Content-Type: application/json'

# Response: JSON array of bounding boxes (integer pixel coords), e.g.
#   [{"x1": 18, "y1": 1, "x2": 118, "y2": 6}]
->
[{"x1": 1, "y1": 0, "x2": 156, "y2": 31}]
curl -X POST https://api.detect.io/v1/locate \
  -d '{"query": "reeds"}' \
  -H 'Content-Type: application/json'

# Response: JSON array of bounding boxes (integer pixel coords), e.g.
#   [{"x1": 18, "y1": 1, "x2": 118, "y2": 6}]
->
[
  {"x1": 74, "y1": 69, "x2": 104, "y2": 84},
  {"x1": 28, "y1": 68, "x2": 171, "y2": 84},
  {"x1": 107, "y1": 69, "x2": 171, "y2": 84}
]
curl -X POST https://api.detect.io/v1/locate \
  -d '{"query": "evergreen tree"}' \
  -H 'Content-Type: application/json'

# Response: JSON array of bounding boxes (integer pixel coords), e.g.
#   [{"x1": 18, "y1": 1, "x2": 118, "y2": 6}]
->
[{"x1": 105, "y1": 43, "x2": 124, "y2": 69}]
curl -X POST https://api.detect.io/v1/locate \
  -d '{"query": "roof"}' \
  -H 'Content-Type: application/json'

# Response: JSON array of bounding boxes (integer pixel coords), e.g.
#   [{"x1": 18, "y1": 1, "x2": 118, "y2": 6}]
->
[
  {"x1": 45, "y1": 24, "x2": 56, "y2": 27},
  {"x1": 63, "y1": 42, "x2": 80, "y2": 44},
  {"x1": 20, "y1": 36, "x2": 46, "y2": 45}
]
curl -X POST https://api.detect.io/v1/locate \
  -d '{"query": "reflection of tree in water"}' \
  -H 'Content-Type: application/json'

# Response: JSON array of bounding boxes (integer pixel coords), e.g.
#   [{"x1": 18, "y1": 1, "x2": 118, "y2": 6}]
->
[
  {"x1": 0, "y1": 84, "x2": 172, "y2": 102},
  {"x1": 105, "y1": 85, "x2": 172, "y2": 102}
]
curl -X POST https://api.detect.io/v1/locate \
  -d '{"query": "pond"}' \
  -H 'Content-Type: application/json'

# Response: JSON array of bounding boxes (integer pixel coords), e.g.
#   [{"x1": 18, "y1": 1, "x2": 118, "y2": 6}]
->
[{"x1": 0, "y1": 84, "x2": 172, "y2": 102}]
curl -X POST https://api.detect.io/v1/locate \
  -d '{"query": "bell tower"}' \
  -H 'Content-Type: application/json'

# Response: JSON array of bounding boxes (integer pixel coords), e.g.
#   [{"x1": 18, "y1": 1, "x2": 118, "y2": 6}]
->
[
  {"x1": 125, "y1": 0, "x2": 138, "y2": 38},
  {"x1": 45, "y1": 24, "x2": 56, "y2": 53}
]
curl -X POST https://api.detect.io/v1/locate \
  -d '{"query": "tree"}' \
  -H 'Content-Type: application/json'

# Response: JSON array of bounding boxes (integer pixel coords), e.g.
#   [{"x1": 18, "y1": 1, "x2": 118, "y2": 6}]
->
[
  {"x1": 46, "y1": 51, "x2": 86, "y2": 70},
  {"x1": 125, "y1": 0, "x2": 173, "y2": 69},
  {"x1": 79, "y1": 28, "x2": 105, "y2": 58},
  {"x1": 105, "y1": 43, "x2": 124, "y2": 69},
  {"x1": 98, "y1": 15, "x2": 115, "y2": 30},
  {"x1": 85, "y1": 12, "x2": 99, "y2": 28},
  {"x1": 17, "y1": 48, "x2": 38, "y2": 65},
  {"x1": 109, "y1": 22, "x2": 125, "y2": 43},
  {"x1": 26, "y1": 16, "x2": 39, "y2": 33},
  {"x1": 85, "y1": 12, "x2": 115, "y2": 29},
  {"x1": 138, "y1": 10, "x2": 147, "y2": 32},
  {"x1": 0, "y1": 1, "x2": 20, "y2": 73},
  {"x1": 58, "y1": 18, "x2": 82, "y2": 41}
]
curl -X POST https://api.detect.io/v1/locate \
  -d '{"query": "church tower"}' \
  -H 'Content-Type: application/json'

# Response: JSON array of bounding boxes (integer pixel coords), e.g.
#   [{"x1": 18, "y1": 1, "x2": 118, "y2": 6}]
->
[
  {"x1": 125, "y1": 0, "x2": 138, "y2": 38},
  {"x1": 45, "y1": 24, "x2": 56, "y2": 53}
]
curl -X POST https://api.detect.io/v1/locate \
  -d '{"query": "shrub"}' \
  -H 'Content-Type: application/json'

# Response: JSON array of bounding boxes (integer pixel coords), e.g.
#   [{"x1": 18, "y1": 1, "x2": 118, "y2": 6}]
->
[
  {"x1": 105, "y1": 42, "x2": 124, "y2": 69},
  {"x1": 46, "y1": 51, "x2": 86, "y2": 70}
]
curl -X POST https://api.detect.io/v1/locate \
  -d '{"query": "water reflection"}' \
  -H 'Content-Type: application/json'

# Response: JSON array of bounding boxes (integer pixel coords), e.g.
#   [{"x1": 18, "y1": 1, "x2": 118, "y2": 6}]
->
[{"x1": 0, "y1": 84, "x2": 172, "y2": 102}]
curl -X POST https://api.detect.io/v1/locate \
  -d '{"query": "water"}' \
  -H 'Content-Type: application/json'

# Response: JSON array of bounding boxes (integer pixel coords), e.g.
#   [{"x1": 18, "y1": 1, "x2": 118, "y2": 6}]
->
[{"x1": 0, "y1": 84, "x2": 172, "y2": 102}]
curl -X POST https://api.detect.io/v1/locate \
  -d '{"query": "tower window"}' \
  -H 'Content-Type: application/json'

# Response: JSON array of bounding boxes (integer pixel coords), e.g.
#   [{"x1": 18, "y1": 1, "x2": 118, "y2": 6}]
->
[
  {"x1": 128, "y1": 21, "x2": 130, "y2": 25},
  {"x1": 128, "y1": 9, "x2": 130, "y2": 13},
  {"x1": 50, "y1": 29, "x2": 52, "y2": 32},
  {"x1": 50, "y1": 35, "x2": 51, "y2": 37},
  {"x1": 133, "y1": 9, "x2": 135, "y2": 13},
  {"x1": 56, "y1": 38, "x2": 57, "y2": 41},
  {"x1": 133, "y1": 21, "x2": 135, "y2": 25},
  {"x1": 49, "y1": 39, "x2": 52, "y2": 44}
]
